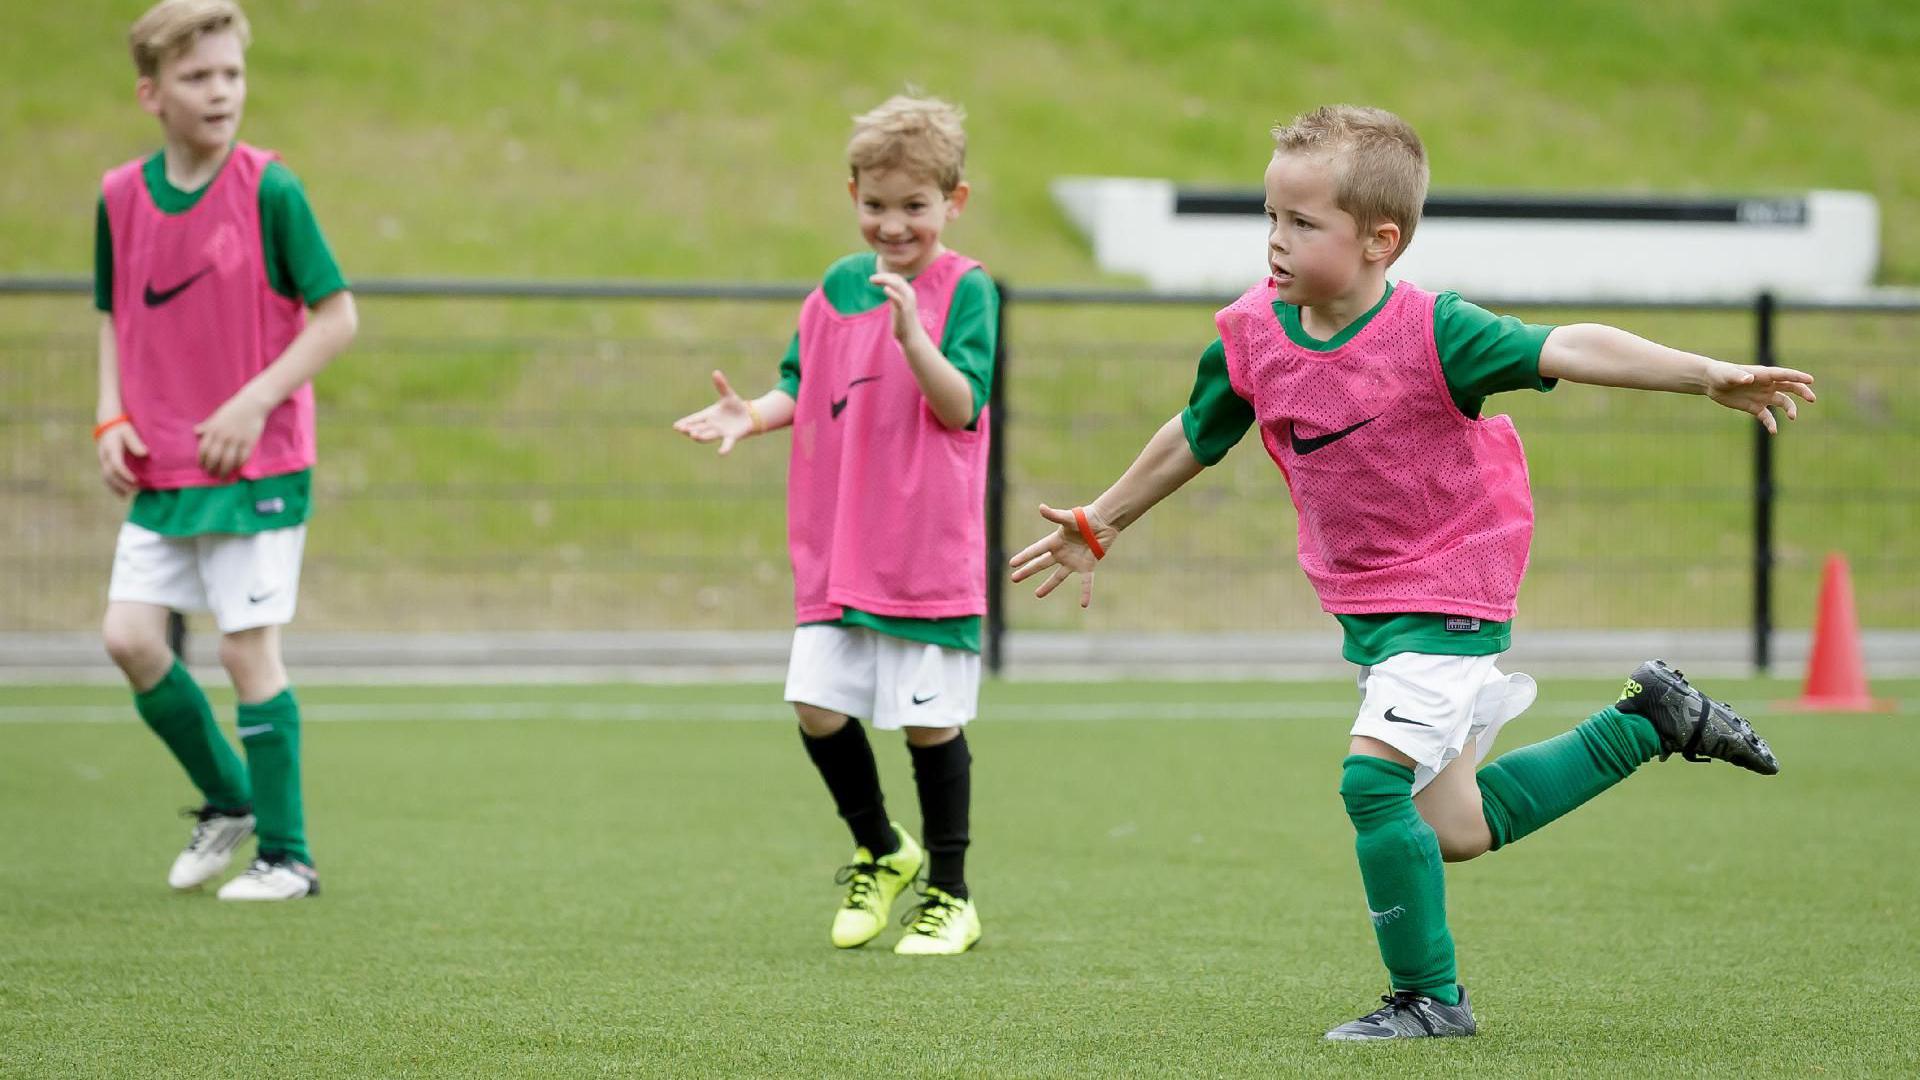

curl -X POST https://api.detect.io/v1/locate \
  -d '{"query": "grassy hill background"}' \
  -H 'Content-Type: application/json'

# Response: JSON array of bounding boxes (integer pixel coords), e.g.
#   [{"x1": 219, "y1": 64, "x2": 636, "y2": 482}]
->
[
  {"x1": 3, "y1": 2, "x2": 1916, "y2": 635},
  {"x1": 4, "y1": 0, "x2": 1919, "y2": 283}
]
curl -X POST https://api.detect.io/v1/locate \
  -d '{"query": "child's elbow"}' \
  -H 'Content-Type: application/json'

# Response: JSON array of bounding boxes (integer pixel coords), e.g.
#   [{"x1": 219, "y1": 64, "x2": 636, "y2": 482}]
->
[
  {"x1": 326, "y1": 291, "x2": 360, "y2": 342},
  {"x1": 936, "y1": 404, "x2": 977, "y2": 430}
]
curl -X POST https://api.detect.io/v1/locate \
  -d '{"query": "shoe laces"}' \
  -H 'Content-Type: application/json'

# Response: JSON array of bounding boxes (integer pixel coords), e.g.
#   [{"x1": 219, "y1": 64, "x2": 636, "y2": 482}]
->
[
  {"x1": 180, "y1": 805, "x2": 222, "y2": 850},
  {"x1": 1358, "y1": 991, "x2": 1440, "y2": 1033},
  {"x1": 834, "y1": 861, "x2": 887, "y2": 910},
  {"x1": 900, "y1": 887, "x2": 961, "y2": 934}
]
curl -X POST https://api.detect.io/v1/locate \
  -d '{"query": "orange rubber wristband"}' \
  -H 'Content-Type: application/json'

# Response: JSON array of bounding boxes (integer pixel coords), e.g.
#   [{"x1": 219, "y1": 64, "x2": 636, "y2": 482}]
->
[
  {"x1": 93, "y1": 414, "x2": 130, "y2": 441},
  {"x1": 1072, "y1": 506, "x2": 1106, "y2": 560}
]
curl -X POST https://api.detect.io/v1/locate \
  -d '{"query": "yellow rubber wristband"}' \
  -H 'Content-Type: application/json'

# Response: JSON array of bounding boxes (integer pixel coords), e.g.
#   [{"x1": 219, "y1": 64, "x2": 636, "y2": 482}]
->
[{"x1": 746, "y1": 399, "x2": 764, "y2": 434}]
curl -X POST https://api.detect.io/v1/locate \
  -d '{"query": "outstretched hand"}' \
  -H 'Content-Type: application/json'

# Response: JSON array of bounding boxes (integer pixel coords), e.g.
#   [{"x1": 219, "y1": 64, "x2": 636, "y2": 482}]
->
[
  {"x1": 672, "y1": 370, "x2": 756, "y2": 455},
  {"x1": 1009, "y1": 503, "x2": 1117, "y2": 609},
  {"x1": 1705, "y1": 362, "x2": 1816, "y2": 434}
]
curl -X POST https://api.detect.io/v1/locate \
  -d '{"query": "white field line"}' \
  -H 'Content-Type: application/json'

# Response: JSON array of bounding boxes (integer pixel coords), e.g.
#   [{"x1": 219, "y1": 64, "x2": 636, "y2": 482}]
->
[{"x1": 0, "y1": 699, "x2": 1365, "y2": 726}]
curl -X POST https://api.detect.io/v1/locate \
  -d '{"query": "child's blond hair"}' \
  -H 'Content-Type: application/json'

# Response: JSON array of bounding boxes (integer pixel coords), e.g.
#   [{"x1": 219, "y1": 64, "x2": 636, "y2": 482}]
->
[
  {"x1": 129, "y1": 0, "x2": 251, "y2": 80},
  {"x1": 1271, "y1": 105, "x2": 1428, "y2": 262},
  {"x1": 847, "y1": 94, "x2": 967, "y2": 194}
]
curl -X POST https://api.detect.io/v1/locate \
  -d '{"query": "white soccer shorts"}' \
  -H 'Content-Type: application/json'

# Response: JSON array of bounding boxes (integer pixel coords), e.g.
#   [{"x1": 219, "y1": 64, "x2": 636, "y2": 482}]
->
[
  {"x1": 784, "y1": 624, "x2": 980, "y2": 730},
  {"x1": 1351, "y1": 651, "x2": 1538, "y2": 794},
  {"x1": 107, "y1": 522, "x2": 306, "y2": 633}
]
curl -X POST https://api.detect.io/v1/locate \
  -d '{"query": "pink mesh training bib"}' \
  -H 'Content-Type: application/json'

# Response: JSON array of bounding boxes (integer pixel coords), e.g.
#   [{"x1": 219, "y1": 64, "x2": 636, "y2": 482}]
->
[
  {"x1": 103, "y1": 142, "x2": 312, "y2": 490},
  {"x1": 787, "y1": 251, "x2": 989, "y2": 623},
  {"x1": 1216, "y1": 280, "x2": 1534, "y2": 620}
]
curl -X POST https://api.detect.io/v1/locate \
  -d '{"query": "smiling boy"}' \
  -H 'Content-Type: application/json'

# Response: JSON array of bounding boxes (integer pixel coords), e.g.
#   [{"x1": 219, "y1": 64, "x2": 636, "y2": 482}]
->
[{"x1": 675, "y1": 94, "x2": 996, "y2": 955}]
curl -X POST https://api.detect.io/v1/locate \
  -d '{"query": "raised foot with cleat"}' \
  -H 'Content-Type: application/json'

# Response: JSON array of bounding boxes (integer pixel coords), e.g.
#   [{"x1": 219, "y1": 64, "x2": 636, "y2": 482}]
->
[
  {"x1": 168, "y1": 804, "x2": 254, "y2": 891},
  {"x1": 830, "y1": 825, "x2": 923, "y2": 949},
  {"x1": 1325, "y1": 986, "x2": 1477, "y2": 1041},
  {"x1": 1617, "y1": 659, "x2": 1780, "y2": 775}
]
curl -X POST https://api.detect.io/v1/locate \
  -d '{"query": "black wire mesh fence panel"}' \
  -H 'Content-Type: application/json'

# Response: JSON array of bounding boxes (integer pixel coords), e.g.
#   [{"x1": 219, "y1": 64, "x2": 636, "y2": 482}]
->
[{"x1": 2, "y1": 291, "x2": 1913, "y2": 635}]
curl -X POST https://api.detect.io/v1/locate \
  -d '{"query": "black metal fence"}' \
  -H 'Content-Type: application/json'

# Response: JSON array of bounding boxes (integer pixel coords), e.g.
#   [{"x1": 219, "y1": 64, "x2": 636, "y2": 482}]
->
[{"x1": 4, "y1": 277, "x2": 1915, "y2": 672}]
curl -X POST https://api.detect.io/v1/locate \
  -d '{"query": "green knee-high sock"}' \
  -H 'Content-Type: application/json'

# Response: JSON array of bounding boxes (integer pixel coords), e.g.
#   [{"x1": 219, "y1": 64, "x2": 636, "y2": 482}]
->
[
  {"x1": 1477, "y1": 705, "x2": 1663, "y2": 850},
  {"x1": 1340, "y1": 755, "x2": 1459, "y2": 1004},
  {"x1": 134, "y1": 660, "x2": 250, "y2": 812},
  {"x1": 237, "y1": 689, "x2": 309, "y2": 866}
]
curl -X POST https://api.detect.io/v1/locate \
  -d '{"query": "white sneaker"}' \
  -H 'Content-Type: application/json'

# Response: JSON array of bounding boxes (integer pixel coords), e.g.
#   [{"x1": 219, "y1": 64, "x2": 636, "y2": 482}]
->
[
  {"x1": 168, "y1": 806, "x2": 255, "y2": 891},
  {"x1": 216, "y1": 856, "x2": 320, "y2": 901}
]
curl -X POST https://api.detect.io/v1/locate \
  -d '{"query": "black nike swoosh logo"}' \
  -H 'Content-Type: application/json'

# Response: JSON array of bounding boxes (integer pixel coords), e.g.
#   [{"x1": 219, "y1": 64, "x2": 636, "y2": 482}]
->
[
  {"x1": 1383, "y1": 707, "x2": 1432, "y2": 728},
  {"x1": 911, "y1": 692, "x2": 939, "y2": 705},
  {"x1": 247, "y1": 589, "x2": 278, "y2": 604},
  {"x1": 1289, "y1": 414, "x2": 1380, "y2": 455},
  {"x1": 830, "y1": 376, "x2": 882, "y2": 419},
  {"x1": 143, "y1": 266, "x2": 214, "y2": 307}
]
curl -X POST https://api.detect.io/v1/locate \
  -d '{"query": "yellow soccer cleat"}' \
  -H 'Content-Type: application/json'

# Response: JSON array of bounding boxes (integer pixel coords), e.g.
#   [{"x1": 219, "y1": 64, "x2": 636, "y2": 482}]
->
[
  {"x1": 829, "y1": 826, "x2": 923, "y2": 949},
  {"x1": 892, "y1": 885, "x2": 981, "y2": 956}
]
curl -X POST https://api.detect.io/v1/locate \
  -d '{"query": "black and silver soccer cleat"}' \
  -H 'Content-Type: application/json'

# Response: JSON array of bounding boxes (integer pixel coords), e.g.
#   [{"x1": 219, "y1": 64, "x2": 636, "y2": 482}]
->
[
  {"x1": 1324, "y1": 986, "x2": 1477, "y2": 1041},
  {"x1": 1616, "y1": 659, "x2": 1780, "y2": 775}
]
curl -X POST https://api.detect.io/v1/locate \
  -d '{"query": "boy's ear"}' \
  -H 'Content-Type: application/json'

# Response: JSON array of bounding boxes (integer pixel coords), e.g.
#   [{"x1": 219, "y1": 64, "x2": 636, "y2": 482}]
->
[
  {"x1": 946, "y1": 180, "x2": 971, "y2": 217},
  {"x1": 847, "y1": 175, "x2": 860, "y2": 204},
  {"x1": 135, "y1": 76, "x2": 162, "y2": 118},
  {"x1": 1364, "y1": 219, "x2": 1402, "y2": 265}
]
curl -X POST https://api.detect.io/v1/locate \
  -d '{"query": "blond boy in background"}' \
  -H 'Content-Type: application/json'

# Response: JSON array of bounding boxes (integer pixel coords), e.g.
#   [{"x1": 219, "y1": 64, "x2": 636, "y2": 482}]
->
[{"x1": 95, "y1": 0, "x2": 356, "y2": 900}]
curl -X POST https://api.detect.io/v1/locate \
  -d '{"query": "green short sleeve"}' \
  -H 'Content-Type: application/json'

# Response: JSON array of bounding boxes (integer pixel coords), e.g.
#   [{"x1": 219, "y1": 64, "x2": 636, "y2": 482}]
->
[
  {"x1": 258, "y1": 161, "x2": 347, "y2": 304},
  {"x1": 94, "y1": 197, "x2": 114, "y2": 313},
  {"x1": 1180, "y1": 339, "x2": 1256, "y2": 466},
  {"x1": 1432, "y1": 292, "x2": 1557, "y2": 418},
  {"x1": 776, "y1": 331, "x2": 801, "y2": 398},
  {"x1": 781, "y1": 258, "x2": 997, "y2": 421},
  {"x1": 942, "y1": 267, "x2": 999, "y2": 423}
]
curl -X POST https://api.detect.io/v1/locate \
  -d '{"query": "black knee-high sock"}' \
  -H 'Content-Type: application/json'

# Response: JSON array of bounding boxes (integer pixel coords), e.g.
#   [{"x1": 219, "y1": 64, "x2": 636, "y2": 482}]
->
[
  {"x1": 800, "y1": 720, "x2": 896, "y2": 857},
  {"x1": 910, "y1": 733, "x2": 972, "y2": 899}
]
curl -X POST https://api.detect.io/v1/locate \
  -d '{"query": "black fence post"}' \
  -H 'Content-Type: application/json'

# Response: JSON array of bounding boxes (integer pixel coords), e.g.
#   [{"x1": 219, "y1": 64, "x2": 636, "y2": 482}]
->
[
  {"x1": 1753, "y1": 291, "x2": 1775, "y2": 675},
  {"x1": 985, "y1": 279, "x2": 1010, "y2": 675}
]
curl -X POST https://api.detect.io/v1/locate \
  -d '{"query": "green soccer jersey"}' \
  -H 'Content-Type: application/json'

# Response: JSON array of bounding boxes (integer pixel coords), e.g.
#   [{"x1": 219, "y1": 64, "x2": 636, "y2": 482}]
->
[
  {"x1": 778, "y1": 251, "x2": 1000, "y2": 653},
  {"x1": 1180, "y1": 283, "x2": 1557, "y2": 665},
  {"x1": 95, "y1": 148, "x2": 348, "y2": 537}
]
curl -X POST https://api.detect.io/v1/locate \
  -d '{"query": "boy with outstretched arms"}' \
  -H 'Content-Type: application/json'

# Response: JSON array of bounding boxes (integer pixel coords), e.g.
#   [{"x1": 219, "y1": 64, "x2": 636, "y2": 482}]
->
[
  {"x1": 675, "y1": 94, "x2": 997, "y2": 955},
  {"x1": 1013, "y1": 105, "x2": 1808, "y2": 1037},
  {"x1": 96, "y1": 0, "x2": 356, "y2": 900}
]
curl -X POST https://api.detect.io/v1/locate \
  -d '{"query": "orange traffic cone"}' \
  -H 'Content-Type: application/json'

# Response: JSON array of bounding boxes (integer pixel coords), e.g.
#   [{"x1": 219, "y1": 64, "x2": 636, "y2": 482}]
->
[{"x1": 1788, "y1": 553, "x2": 1893, "y2": 712}]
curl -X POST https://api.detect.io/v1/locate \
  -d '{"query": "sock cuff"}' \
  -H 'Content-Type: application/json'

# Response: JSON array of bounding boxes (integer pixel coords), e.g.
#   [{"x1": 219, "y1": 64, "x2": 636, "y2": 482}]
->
[
  {"x1": 1475, "y1": 772, "x2": 1516, "y2": 850},
  {"x1": 237, "y1": 688, "x2": 298, "y2": 723},
  {"x1": 134, "y1": 659, "x2": 198, "y2": 708},
  {"x1": 908, "y1": 732, "x2": 971, "y2": 774},
  {"x1": 1340, "y1": 754, "x2": 1416, "y2": 794},
  {"x1": 1595, "y1": 704, "x2": 1663, "y2": 762},
  {"x1": 800, "y1": 715, "x2": 864, "y2": 743}
]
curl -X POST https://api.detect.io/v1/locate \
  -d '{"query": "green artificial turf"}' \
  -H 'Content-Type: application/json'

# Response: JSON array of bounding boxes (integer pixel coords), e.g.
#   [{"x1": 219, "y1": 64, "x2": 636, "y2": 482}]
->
[{"x1": 2, "y1": 677, "x2": 1915, "y2": 1077}]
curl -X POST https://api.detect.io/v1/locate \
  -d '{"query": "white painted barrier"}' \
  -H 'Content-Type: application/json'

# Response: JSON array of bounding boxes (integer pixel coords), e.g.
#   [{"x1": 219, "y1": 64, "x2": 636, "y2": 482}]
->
[{"x1": 1052, "y1": 178, "x2": 1879, "y2": 301}]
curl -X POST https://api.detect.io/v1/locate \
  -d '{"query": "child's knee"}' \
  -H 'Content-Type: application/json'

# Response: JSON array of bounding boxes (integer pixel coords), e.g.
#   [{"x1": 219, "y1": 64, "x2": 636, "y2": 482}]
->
[
  {"x1": 101, "y1": 610, "x2": 169, "y2": 677},
  {"x1": 217, "y1": 629, "x2": 285, "y2": 699},
  {"x1": 1435, "y1": 827, "x2": 1492, "y2": 863},
  {"x1": 793, "y1": 702, "x2": 849, "y2": 738},
  {"x1": 1339, "y1": 754, "x2": 1416, "y2": 826},
  {"x1": 217, "y1": 629, "x2": 267, "y2": 670},
  {"x1": 903, "y1": 725, "x2": 960, "y2": 748}
]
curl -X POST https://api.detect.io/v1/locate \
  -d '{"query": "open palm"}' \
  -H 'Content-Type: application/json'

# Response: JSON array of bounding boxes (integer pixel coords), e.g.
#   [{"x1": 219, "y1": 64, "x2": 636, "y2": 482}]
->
[
  {"x1": 1705, "y1": 362, "x2": 1816, "y2": 434},
  {"x1": 673, "y1": 370, "x2": 755, "y2": 454}
]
